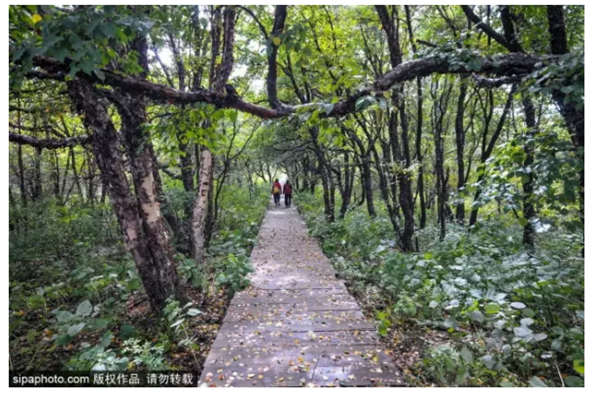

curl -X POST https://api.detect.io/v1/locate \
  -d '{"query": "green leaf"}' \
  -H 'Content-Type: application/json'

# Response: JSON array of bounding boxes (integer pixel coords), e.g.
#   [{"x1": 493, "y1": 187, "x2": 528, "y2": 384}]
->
[
  {"x1": 561, "y1": 86, "x2": 574, "y2": 94},
  {"x1": 76, "y1": 300, "x2": 93, "y2": 316},
  {"x1": 564, "y1": 376, "x2": 584, "y2": 387},
  {"x1": 443, "y1": 317, "x2": 458, "y2": 328},
  {"x1": 518, "y1": 218, "x2": 528, "y2": 227},
  {"x1": 55, "y1": 310, "x2": 74, "y2": 323},
  {"x1": 170, "y1": 319, "x2": 185, "y2": 328},
  {"x1": 460, "y1": 347, "x2": 473, "y2": 363},
  {"x1": 573, "y1": 359, "x2": 584, "y2": 375},
  {"x1": 89, "y1": 318, "x2": 110, "y2": 330},
  {"x1": 187, "y1": 308, "x2": 201, "y2": 316},
  {"x1": 514, "y1": 326, "x2": 532, "y2": 337},
  {"x1": 94, "y1": 69, "x2": 106, "y2": 81},
  {"x1": 520, "y1": 318, "x2": 534, "y2": 326},
  {"x1": 56, "y1": 334, "x2": 72, "y2": 345},
  {"x1": 470, "y1": 310, "x2": 484, "y2": 322},
  {"x1": 99, "y1": 23, "x2": 117, "y2": 38},
  {"x1": 101, "y1": 331, "x2": 114, "y2": 347},
  {"x1": 485, "y1": 303, "x2": 501, "y2": 314},
  {"x1": 27, "y1": 295, "x2": 45, "y2": 310},
  {"x1": 523, "y1": 308, "x2": 535, "y2": 318},
  {"x1": 119, "y1": 324, "x2": 135, "y2": 339},
  {"x1": 529, "y1": 376, "x2": 548, "y2": 387},
  {"x1": 499, "y1": 380, "x2": 515, "y2": 387},
  {"x1": 67, "y1": 322, "x2": 85, "y2": 336}
]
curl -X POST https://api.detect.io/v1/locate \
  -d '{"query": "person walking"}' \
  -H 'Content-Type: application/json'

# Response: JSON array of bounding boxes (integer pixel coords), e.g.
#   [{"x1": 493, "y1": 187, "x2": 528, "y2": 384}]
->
[
  {"x1": 272, "y1": 179, "x2": 282, "y2": 207},
  {"x1": 283, "y1": 181, "x2": 293, "y2": 208}
]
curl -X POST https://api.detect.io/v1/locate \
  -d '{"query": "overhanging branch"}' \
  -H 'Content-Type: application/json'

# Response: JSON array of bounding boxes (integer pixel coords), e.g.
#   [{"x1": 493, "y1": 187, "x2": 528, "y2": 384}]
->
[
  {"x1": 30, "y1": 53, "x2": 555, "y2": 120},
  {"x1": 9, "y1": 132, "x2": 92, "y2": 149}
]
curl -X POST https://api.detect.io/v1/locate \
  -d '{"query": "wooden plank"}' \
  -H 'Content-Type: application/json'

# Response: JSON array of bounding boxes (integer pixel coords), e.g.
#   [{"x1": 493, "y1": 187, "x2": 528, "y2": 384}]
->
[{"x1": 199, "y1": 207, "x2": 403, "y2": 387}]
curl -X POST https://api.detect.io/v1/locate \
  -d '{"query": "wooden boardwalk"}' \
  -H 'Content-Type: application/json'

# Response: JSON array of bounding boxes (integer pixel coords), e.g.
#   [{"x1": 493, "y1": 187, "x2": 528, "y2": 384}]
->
[{"x1": 199, "y1": 206, "x2": 403, "y2": 387}]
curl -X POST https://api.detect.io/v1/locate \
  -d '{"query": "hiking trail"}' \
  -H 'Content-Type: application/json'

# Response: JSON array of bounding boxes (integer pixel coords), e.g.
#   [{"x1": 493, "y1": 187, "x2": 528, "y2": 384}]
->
[{"x1": 199, "y1": 205, "x2": 403, "y2": 387}]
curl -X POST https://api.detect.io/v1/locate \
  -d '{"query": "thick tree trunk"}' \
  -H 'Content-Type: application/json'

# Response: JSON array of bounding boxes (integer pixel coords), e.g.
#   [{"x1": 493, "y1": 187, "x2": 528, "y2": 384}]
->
[
  {"x1": 67, "y1": 79, "x2": 182, "y2": 312},
  {"x1": 116, "y1": 90, "x2": 183, "y2": 304}
]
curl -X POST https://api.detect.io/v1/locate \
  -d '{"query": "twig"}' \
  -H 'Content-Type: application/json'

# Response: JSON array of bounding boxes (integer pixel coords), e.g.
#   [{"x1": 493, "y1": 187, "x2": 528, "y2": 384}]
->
[{"x1": 555, "y1": 361, "x2": 565, "y2": 387}]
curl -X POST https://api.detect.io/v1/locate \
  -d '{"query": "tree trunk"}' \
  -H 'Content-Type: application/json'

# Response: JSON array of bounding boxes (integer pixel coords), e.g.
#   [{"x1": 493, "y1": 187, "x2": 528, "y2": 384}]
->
[
  {"x1": 17, "y1": 144, "x2": 27, "y2": 205},
  {"x1": 67, "y1": 79, "x2": 182, "y2": 312},
  {"x1": 405, "y1": 6, "x2": 427, "y2": 230},
  {"x1": 546, "y1": 5, "x2": 584, "y2": 252},
  {"x1": 71, "y1": 148, "x2": 83, "y2": 198},
  {"x1": 521, "y1": 96, "x2": 537, "y2": 250},
  {"x1": 454, "y1": 76, "x2": 468, "y2": 224},
  {"x1": 191, "y1": 6, "x2": 236, "y2": 260},
  {"x1": 192, "y1": 146, "x2": 214, "y2": 260},
  {"x1": 377, "y1": 4, "x2": 414, "y2": 251}
]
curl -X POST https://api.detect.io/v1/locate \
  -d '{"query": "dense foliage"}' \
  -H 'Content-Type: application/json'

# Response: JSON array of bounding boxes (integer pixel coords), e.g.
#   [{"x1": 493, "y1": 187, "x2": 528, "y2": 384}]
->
[
  {"x1": 297, "y1": 191, "x2": 583, "y2": 387},
  {"x1": 9, "y1": 184, "x2": 267, "y2": 372},
  {"x1": 8, "y1": 5, "x2": 583, "y2": 387}
]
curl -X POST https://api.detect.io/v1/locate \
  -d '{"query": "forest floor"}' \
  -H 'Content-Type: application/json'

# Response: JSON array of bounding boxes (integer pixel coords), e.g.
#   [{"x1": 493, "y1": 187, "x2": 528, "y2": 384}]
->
[{"x1": 199, "y1": 205, "x2": 403, "y2": 387}]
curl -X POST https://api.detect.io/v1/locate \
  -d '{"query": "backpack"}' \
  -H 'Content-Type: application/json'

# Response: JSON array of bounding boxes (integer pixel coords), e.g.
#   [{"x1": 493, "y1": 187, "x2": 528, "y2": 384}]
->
[{"x1": 273, "y1": 185, "x2": 280, "y2": 194}]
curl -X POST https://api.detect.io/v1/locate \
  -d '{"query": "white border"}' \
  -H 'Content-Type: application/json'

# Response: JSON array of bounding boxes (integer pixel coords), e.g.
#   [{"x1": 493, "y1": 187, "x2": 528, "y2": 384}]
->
[{"x1": 2, "y1": 1, "x2": 595, "y2": 399}]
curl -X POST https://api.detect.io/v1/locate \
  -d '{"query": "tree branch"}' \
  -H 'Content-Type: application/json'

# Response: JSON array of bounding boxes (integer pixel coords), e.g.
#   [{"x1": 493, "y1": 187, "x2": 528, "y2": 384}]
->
[
  {"x1": 9, "y1": 132, "x2": 91, "y2": 149},
  {"x1": 30, "y1": 53, "x2": 554, "y2": 120},
  {"x1": 461, "y1": 5, "x2": 514, "y2": 52}
]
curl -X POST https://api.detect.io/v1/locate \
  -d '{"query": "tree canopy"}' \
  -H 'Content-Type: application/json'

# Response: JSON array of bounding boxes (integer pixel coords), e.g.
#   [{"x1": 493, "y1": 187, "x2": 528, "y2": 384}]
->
[{"x1": 8, "y1": 5, "x2": 584, "y2": 387}]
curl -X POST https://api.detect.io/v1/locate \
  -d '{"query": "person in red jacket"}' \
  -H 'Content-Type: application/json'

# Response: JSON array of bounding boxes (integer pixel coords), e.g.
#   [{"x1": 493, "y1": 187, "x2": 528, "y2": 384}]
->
[
  {"x1": 283, "y1": 181, "x2": 293, "y2": 208},
  {"x1": 272, "y1": 179, "x2": 282, "y2": 207}
]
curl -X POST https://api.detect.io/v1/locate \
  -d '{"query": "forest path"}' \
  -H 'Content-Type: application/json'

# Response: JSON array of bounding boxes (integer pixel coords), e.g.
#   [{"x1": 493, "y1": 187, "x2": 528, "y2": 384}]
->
[{"x1": 199, "y1": 205, "x2": 403, "y2": 387}]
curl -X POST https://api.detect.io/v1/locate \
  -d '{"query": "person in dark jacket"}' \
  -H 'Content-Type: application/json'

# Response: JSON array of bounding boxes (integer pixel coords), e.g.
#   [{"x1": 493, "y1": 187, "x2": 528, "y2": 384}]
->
[{"x1": 283, "y1": 181, "x2": 293, "y2": 208}]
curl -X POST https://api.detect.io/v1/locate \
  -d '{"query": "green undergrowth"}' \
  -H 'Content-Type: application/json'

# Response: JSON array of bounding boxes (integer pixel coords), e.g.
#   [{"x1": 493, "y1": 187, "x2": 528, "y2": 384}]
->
[
  {"x1": 9, "y1": 185, "x2": 268, "y2": 373},
  {"x1": 296, "y1": 192, "x2": 584, "y2": 387}
]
